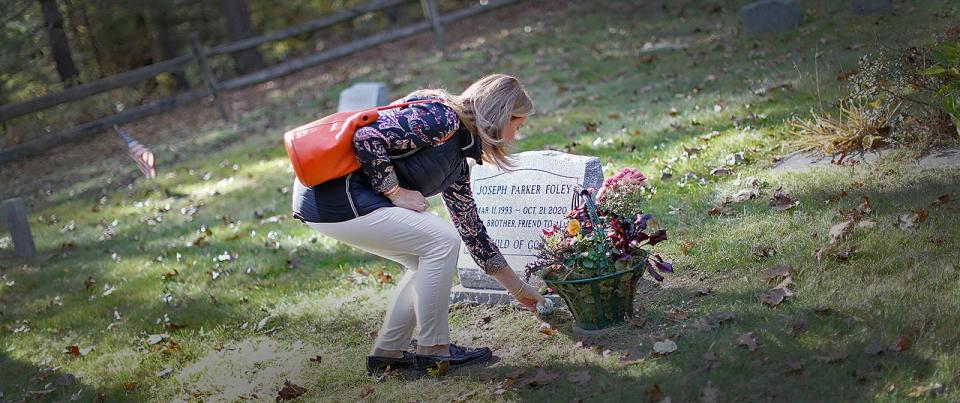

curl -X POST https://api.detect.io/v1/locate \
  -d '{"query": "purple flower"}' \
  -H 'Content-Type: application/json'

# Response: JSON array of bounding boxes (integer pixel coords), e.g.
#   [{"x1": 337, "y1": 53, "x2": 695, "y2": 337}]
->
[
  {"x1": 646, "y1": 229, "x2": 668, "y2": 246},
  {"x1": 651, "y1": 254, "x2": 674, "y2": 273}
]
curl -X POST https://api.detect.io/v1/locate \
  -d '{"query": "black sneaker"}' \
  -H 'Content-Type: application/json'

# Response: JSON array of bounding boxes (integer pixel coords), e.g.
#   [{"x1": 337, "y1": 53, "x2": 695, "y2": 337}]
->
[
  {"x1": 414, "y1": 344, "x2": 492, "y2": 370},
  {"x1": 366, "y1": 351, "x2": 415, "y2": 376}
]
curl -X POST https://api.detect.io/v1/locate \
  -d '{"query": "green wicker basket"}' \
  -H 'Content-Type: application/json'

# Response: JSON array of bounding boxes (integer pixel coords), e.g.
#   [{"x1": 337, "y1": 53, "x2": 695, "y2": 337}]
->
[{"x1": 546, "y1": 268, "x2": 641, "y2": 330}]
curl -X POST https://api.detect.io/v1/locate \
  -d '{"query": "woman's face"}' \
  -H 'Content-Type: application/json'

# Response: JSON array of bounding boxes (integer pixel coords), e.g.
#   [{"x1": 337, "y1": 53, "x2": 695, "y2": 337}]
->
[{"x1": 502, "y1": 116, "x2": 526, "y2": 143}]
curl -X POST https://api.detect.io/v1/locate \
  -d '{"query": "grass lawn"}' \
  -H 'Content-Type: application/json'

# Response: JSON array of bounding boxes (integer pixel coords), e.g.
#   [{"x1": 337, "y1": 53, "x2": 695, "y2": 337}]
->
[{"x1": 1, "y1": 0, "x2": 959, "y2": 401}]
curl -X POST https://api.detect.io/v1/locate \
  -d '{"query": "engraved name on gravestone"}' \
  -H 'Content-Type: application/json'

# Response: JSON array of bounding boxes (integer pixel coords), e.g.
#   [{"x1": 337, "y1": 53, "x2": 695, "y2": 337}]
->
[{"x1": 456, "y1": 151, "x2": 603, "y2": 290}]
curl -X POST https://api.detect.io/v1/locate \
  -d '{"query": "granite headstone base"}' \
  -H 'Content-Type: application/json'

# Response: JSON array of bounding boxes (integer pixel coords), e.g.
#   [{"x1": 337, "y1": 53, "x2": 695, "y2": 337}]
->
[{"x1": 450, "y1": 284, "x2": 564, "y2": 307}]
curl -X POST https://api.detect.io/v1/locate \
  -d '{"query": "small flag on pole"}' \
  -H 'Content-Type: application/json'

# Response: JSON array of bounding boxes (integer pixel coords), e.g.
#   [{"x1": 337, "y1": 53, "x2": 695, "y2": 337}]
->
[{"x1": 114, "y1": 125, "x2": 156, "y2": 179}]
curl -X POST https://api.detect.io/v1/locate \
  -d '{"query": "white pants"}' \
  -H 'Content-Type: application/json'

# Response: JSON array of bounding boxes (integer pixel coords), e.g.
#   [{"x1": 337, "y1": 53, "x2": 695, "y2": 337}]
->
[{"x1": 306, "y1": 207, "x2": 460, "y2": 349}]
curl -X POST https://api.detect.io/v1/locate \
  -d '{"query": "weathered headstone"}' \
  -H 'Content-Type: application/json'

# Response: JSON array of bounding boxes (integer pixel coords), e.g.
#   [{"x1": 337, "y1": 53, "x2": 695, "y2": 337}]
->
[
  {"x1": 338, "y1": 82, "x2": 389, "y2": 112},
  {"x1": 849, "y1": 0, "x2": 890, "y2": 15},
  {"x1": 741, "y1": 0, "x2": 803, "y2": 35},
  {"x1": 3, "y1": 198, "x2": 36, "y2": 259},
  {"x1": 450, "y1": 151, "x2": 603, "y2": 305}
]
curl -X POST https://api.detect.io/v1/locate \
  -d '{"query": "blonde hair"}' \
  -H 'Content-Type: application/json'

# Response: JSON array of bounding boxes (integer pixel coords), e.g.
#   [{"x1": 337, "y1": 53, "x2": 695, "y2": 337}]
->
[{"x1": 404, "y1": 74, "x2": 534, "y2": 169}]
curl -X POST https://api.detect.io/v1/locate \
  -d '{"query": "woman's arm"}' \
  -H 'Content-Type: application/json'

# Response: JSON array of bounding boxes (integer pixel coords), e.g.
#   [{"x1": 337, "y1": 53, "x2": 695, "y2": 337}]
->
[{"x1": 441, "y1": 165, "x2": 547, "y2": 310}]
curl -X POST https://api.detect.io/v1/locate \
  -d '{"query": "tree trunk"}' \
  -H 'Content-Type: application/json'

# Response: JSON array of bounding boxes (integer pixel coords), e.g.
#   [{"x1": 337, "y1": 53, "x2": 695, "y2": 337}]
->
[
  {"x1": 38, "y1": 0, "x2": 80, "y2": 85},
  {"x1": 218, "y1": 0, "x2": 264, "y2": 74},
  {"x1": 150, "y1": 0, "x2": 189, "y2": 89}
]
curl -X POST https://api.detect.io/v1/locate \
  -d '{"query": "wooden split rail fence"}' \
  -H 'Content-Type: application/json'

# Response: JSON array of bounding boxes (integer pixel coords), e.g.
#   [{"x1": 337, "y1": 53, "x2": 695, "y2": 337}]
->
[{"x1": 0, "y1": 0, "x2": 520, "y2": 166}]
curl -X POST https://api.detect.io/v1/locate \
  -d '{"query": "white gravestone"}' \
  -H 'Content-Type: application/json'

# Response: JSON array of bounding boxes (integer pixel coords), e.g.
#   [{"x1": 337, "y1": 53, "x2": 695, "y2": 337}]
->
[
  {"x1": 338, "y1": 82, "x2": 389, "y2": 112},
  {"x1": 451, "y1": 151, "x2": 603, "y2": 305}
]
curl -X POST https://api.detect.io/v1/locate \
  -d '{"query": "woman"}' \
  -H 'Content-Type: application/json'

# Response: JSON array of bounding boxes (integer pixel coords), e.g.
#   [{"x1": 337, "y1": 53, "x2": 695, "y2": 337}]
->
[{"x1": 292, "y1": 74, "x2": 547, "y2": 375}]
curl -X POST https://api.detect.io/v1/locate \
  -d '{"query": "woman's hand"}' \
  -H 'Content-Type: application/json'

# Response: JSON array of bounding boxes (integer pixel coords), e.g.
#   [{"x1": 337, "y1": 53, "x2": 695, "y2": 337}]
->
[
  {"x1": 387, "y1": 187, "x2": 429, "y2": 212},
  {"x1": 512, "y1": 283, "x2": 547, "y2": 313}
]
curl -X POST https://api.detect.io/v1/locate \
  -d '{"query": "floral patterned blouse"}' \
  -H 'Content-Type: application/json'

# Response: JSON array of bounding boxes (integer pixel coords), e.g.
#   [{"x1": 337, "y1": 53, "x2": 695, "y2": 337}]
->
[{"x1": 352, "y1": 99, "x2": 508, "y2": 274}]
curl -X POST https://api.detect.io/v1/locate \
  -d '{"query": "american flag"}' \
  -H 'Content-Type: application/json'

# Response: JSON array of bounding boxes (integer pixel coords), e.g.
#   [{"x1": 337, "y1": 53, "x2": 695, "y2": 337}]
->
[{"x1": 114, "y1": 125, "x2": 156, "y2": 179}]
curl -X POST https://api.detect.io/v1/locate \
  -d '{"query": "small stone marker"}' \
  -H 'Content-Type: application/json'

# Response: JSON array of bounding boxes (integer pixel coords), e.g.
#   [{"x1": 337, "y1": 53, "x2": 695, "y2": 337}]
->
[
  {"x1": 741, "y1": 0, "x2": 803, "y2": 35},
  {"x1": 450, "y1": 150, "x2": 602, "y2": 305},
  {"x1": 337, "y1": 82, "x2": 389, "y2": 112},
  {"x1": 849, "y1": 0, "x2": 890, "y2": 15},
  {"x1": 3, "y1": 198, "x2": 36, "y2": 259}
]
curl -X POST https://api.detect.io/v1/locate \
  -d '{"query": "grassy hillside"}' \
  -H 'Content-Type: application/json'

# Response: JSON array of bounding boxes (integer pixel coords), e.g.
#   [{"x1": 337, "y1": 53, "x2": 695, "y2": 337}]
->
[{"x1": 1, "y1": 0, "x2": 958, "y2": 401}]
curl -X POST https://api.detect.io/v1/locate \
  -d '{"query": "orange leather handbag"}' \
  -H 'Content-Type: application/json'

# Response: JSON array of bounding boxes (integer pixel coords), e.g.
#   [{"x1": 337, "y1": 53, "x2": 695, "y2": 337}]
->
[{"x1": 283, "y1": 99, "x2": 439, "y2": 187}]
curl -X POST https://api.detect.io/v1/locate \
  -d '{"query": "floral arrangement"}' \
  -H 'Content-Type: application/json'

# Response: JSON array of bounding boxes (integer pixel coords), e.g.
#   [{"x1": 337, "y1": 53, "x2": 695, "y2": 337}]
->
[{"x1": 525, "y1": 167, "x2": 673, "y2": 282}]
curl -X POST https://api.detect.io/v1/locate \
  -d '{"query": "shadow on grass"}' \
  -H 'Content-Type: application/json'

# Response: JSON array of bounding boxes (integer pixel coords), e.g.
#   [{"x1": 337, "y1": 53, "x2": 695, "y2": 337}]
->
[
  {"x1": 530, "y1": 282, "x2": 938, "y2": 401},
  {"x1": 0, "y1": 351, "x2": 126, "y2": 401}
]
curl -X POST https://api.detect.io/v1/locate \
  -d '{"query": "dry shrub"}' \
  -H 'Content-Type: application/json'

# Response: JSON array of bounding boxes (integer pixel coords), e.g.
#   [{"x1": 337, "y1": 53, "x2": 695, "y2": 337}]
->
[{"x1": 791, "y1": 101, "x2": 894, "y2": 157}]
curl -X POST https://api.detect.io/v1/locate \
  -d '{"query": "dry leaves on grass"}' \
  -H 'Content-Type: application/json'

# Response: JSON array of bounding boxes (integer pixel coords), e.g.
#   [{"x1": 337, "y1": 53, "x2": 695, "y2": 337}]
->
[
  {"x1": 694, "y1": 312, "x2": 736, "y2": 331},
  {"x1": 762, "y1": 275, "x2": 796, "y2": 307},
  {"x1": 896, "y1": 209, "x2": 928, "y2": 230},
  {"x1": 908, "y1": 383, "x2": 945, "y2": 398},
  {"x1": 63, "y1": 345, "x2": 93, "y2": 357},
  {"x1": 931, "y1": 194, "x2": 953, "y2": 207},
  {"x1": 736, "y1": 332, "x2": 758, "y2": 352},
  {"x1": 276, "y1": 380, "x2": 307, "y2": 401},
  {"x1": 770, "y1": 187, "x2": 799, "y2": 211},
  {"x1": 702, "y1": 351, "x2": 721, "y2": 371},
  {"x1": 666, "y1": 307, "x2": 688, "y2": 321},
  {"x1": 731, "y1": 188, "x2": 759, "y2": 203}
]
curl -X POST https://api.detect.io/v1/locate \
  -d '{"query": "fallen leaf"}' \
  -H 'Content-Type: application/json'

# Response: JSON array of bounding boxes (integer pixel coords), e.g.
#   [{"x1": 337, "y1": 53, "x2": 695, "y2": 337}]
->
[
  {"x1": 828, "y1": 220, "x2": 855, "y2": 244},
  {"x1": 376, "y1": 271, "x2": 394, "y2": 284},
  {"x1": 751, "y1": 244, "x2": 778, "y2": 259},
  {"x1": 931, "y1": 194, "x2": 952, "y2": 207},
  {"x1": 276, "y1": 380, "x2": 307, "y2": 400},
  {"x1": 762, "y1": 288, "x2": 788, "y2": 307},
  {"x1": 707, "y1": 204, "x2": 728, "y2": 216},
  {"x1": 666, "y1": 307, "x2": 688, "y2": 321},
  {"x1": 834, "y1": 247, "x2": 857, "y2": 261},
  {"x1": 891, "y1": 336, "x2": 912, "y2": 352},
  {"x1": 760, "y1": 264, "x2": 793, "y2": 283},
  {"x1": 896, "y1": 210, "x2": 928, "y2": 230},
  {"x1": 567, "y1": 370, "x2": 592, "y2": 384},
  {"x1": 693, "y1": 287, "x2": 712, "y2": 297},
  {"x1": 731, "y1": 188, "x2": 759, "y2": 203},
  {"x1": 710, "y1": 167, "x2": 734, "y2": 176},
  {"x1": 646, "y1": 384, "x2": 664, "y2": 402},
  {"x1": 856, "y1": 219, "x2": 877, "y2": 229},
  {"x1": 814, "y1": 304, "x2": 832, "y2": 315},
  {"x1": 694, "y1": 311, "x2": 735, "y2": 331},
  {"x1": 736, "y1": 332, "x2": 758, "y2": 352},
  {"x1": 123, "y1": 382, "x2": 138, "y2": 392},
  {"x1": 627, "y1": 317, "x2": 647, "y2": 328},
  {"x1": 653, "y1": 340, "x2": 678, "y2": 355},
  {"x1": 680, "y1": 240, "x2": 696, "y2": 255},
  {"x1": 309, "y1": 355, "x2": 322, "y2": 363},
  {"x1": 770, "y1": 187, "x2": 798, "y2": 211},
  {"x1": 908, "y1": 383, "x2": 944, "y2": 398},
  {"x1": 539, "y1": 326, "x2": 557, "y2": 336},
  {"x1": 163, "y1": 321, "x2": 185, "y2": 331},
  {"x1": 146, "y1": 334, "x2": 165, "y2": 345}
]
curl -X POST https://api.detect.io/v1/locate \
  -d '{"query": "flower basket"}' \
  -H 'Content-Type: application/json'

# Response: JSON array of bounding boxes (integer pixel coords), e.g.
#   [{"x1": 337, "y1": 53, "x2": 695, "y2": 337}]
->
[
  {"x1": 526, "y1": 170, "x2": 673, "y2": 331},
  {"x1": 546, "y1": 266, "x2": 641, "y2": 330}
]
